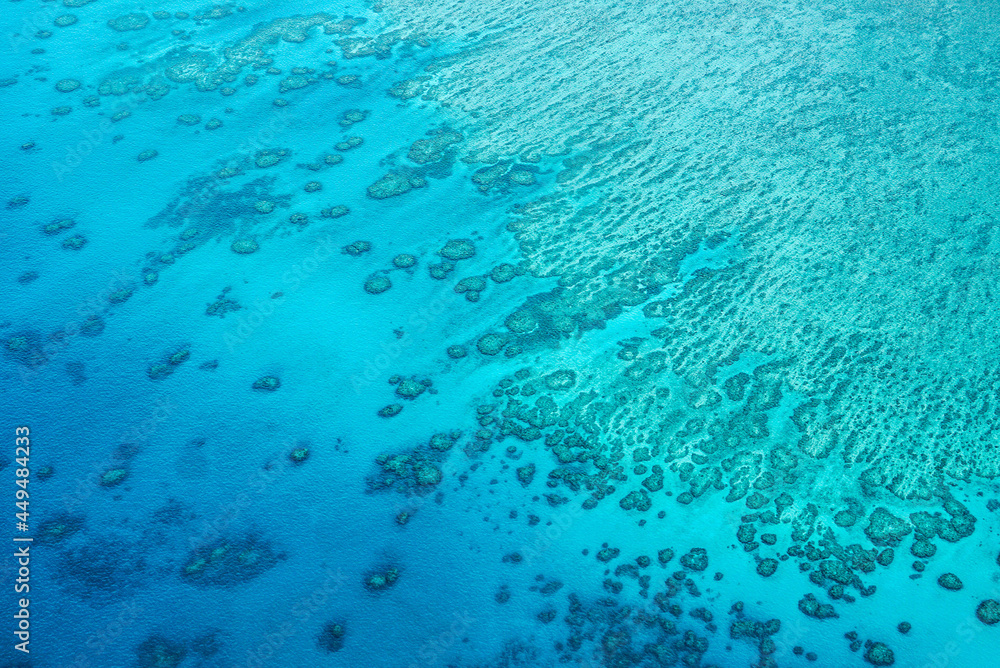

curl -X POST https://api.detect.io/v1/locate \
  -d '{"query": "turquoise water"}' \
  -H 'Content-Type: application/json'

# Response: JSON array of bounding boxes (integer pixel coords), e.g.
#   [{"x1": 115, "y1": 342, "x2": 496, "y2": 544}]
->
[{"x1": 2, "y1": 1, "x2": 1000, "y2": 666}]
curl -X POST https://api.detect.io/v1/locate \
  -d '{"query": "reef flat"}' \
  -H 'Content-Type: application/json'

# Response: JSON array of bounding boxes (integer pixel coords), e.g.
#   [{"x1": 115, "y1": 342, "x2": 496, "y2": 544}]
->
[{"x1": 1, "y1": 1, "x2": 999, "y2": 666}]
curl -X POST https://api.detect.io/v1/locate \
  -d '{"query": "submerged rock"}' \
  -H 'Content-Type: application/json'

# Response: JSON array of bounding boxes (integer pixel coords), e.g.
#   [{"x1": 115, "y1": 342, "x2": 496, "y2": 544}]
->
[
  {"x1": 43, "y1": 218, "x2": 75, "y2": 235},
  {"x1": 367, "y1": 171, "x2": 425, "y2": 199},
  {"x1": 317, "y1": 622, "x2": 346, "y2": 653},
  {"x1": 865, "y1": 508, "x2": 912, "y2": 547},
  {"x1": 680, "y1": 548, "x2": 708, "y2": 571},
  {"x1": 182, "y1": 535, "x2": 283, "y2": 586},
  {"x1": 342, "y1": 240, "x2": 371, "y2": 256},
  {"x1": 391, "y1": 253, "x2": 417, "y2": 269},
  {"x1": 108, "y1": 13, "x2": 149, "y2": 31},
  {"x1": 320, "y1": 204, "x2": 350, "y2": 218},
  {"x1": 252, "y1": 375, "x2": 280, "y2": 391},
  {"x1": 977, "y1": 599, "x2": 1000, "y2": 625},
  {"x1": 363, "y1": 274, "x2": 391, "y2": 294},
  {"x1": 798, "y1": 593, "x2": 838, "y2": 619},
  {"x1": 863, "y1": 641, "x2": 895, "y2": 666},
  {"x1": 937, "y1": 573, "x2": 963, "y2": 591},
  {"x1": 477, "y1": 333, "x2": 507, "y2": 356},
  {"x1": 490, "y1": 263, "x2": 517, "y2": 283},
  {"x1": 378, "y1": 404, "x2": 402, "y2": 418},
  {"x1": 395, "y1": 378, "x2": 427, "y2": 399},
  {"x1": 99, "y1": 468, "x2": 128, "y2": 487},
  {"x1": 62, "y1": 234, "x2": 87, "y2": 250},
  {"x1": 362, "y1": 566, "x2": 400, "y2": 592},
  {"x1": 136, "y1": 635, "x2": 185, "y2": 668},
  {"x1": 439, "y1": 238, "x2": 475, "y2": 260},
  {"x1": 231, "y1": 239, "x2": 259, "y2": 254},
  {"x1": 757, "y1": 558, "x2": 778, "y2": 577},
  {"x1": 544, "y1": 369, "x2": 577, "y2": 391}
]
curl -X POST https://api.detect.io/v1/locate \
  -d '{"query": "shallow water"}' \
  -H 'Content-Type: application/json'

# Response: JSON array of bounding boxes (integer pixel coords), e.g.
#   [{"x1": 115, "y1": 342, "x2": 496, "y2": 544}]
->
[{"x1": 2, "y1": 1, "x2": 999, "y2": 667}]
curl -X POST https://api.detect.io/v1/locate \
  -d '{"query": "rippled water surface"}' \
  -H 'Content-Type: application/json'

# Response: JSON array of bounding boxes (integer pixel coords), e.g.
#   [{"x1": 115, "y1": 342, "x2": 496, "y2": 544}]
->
[{"x1": 2, "y1": 1, "x2": 1000, "y2": 667}]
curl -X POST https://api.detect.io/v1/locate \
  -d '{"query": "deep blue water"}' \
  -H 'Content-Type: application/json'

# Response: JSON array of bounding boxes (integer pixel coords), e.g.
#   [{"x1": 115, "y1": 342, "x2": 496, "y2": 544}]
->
[{"x1": 2, "y1": 1, "x2": 1000, "y2": 667}]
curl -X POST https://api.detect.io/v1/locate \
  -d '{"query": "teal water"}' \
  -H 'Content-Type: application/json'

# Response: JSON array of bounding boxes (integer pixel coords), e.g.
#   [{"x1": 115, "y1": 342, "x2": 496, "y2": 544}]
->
[{"x1": 2, "y1": 1, "x2": 1000, "y2": 667}]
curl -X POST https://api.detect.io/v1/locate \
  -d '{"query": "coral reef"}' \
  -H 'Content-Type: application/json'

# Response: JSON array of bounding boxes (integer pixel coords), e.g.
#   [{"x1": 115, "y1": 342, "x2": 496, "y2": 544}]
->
[
  {"x1": 252, "y1": 375, "x2": 280, "y2": 391},
  {"x1": 182, "y1": 535, "x2": 284, "y2": 587},
  {"x1": 108, "y1": 13, "x2": 150, "y2": 32},
  {"x1": 317, "y1": 622, "x2": 346, "y2": 652}
]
